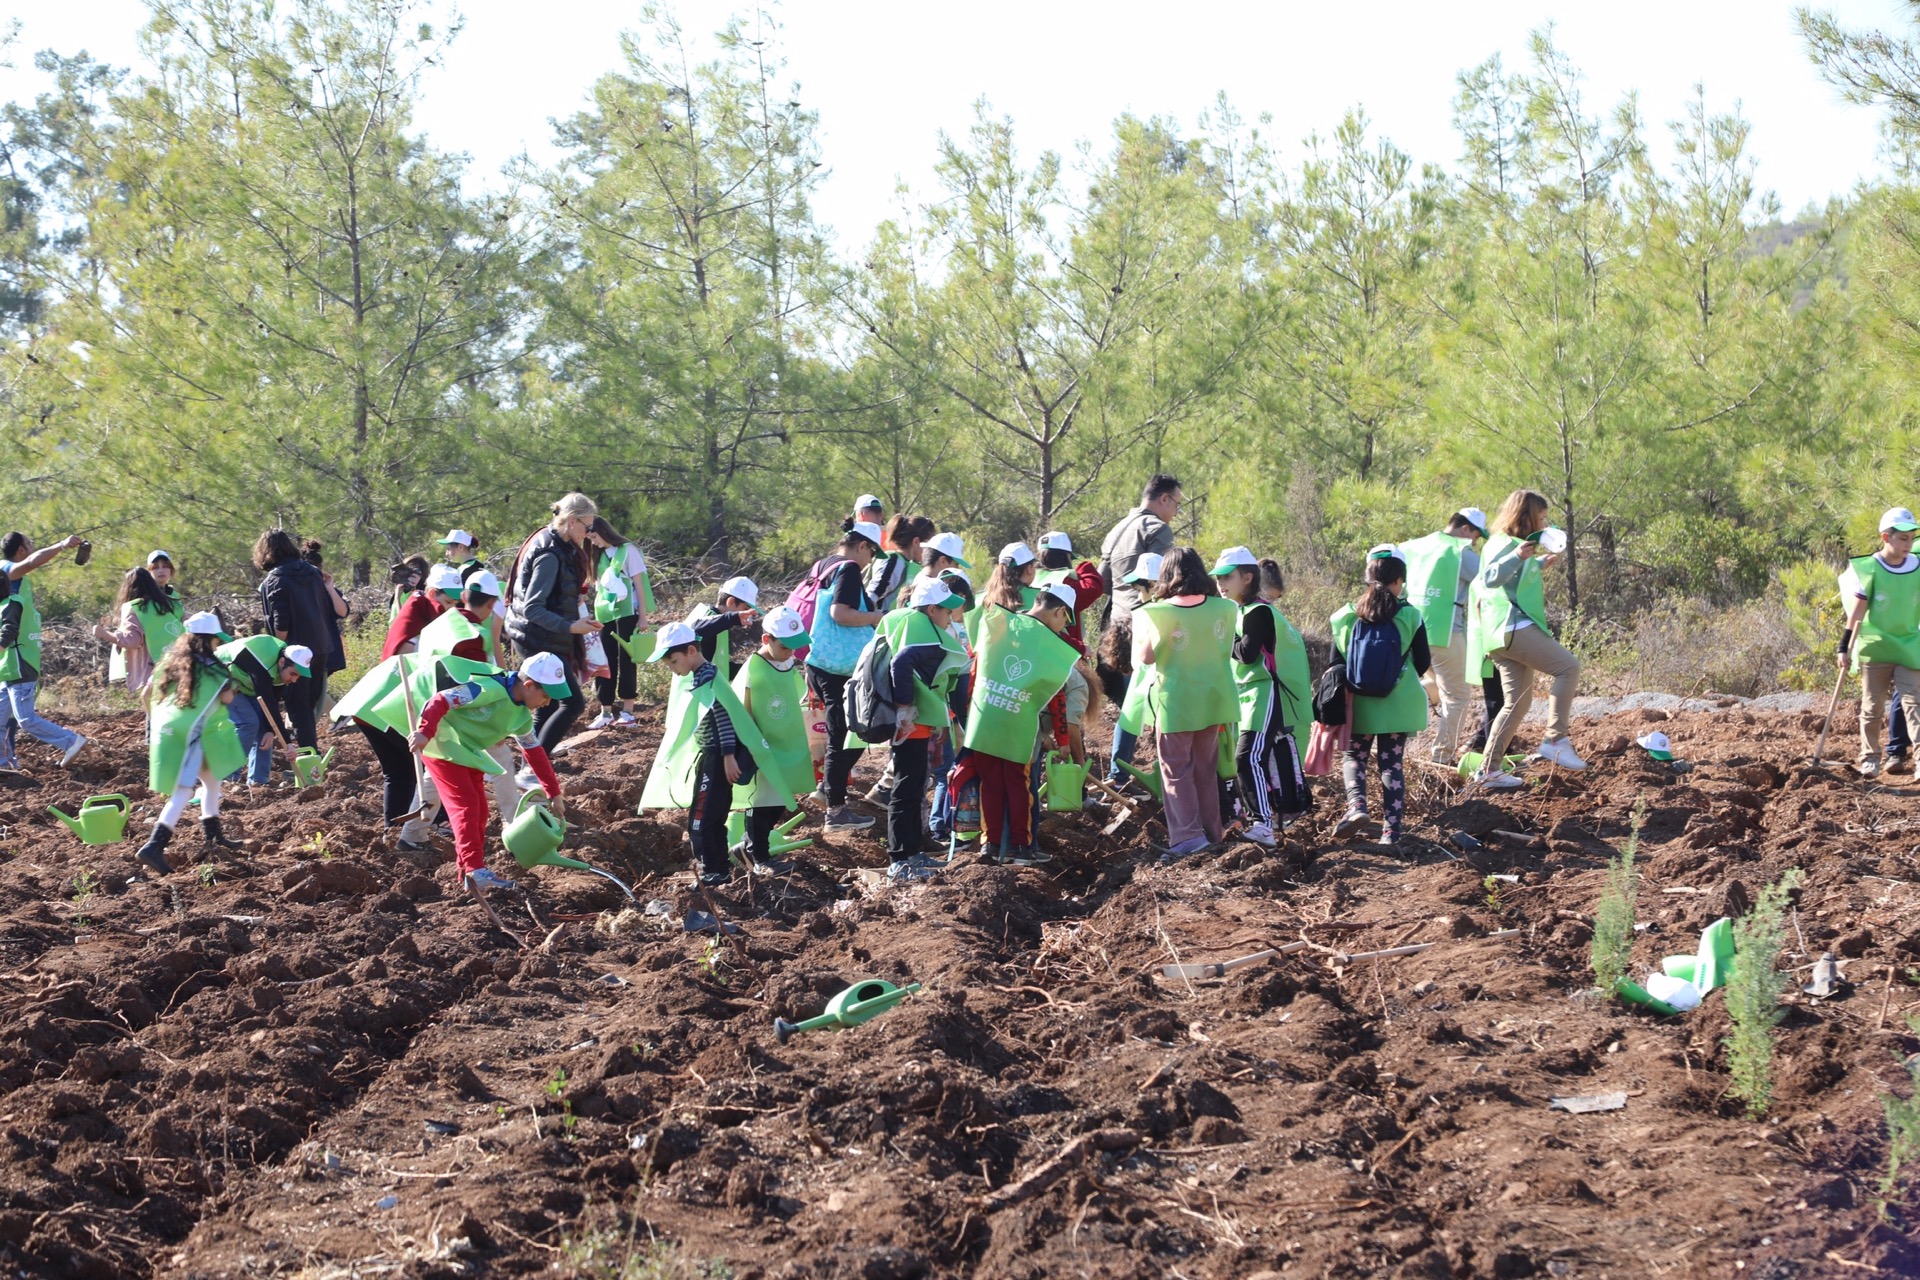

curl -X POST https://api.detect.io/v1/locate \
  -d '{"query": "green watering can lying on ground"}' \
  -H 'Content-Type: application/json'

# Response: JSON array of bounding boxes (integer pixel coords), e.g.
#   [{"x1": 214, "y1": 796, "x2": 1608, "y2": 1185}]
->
[
  {"x1": 1458, "y1": 752, "x2": 1527, "y2": 780},
  {"x1": 47, "y1": 794, "x2": 131, "y2": 845},
  {"x1": 773, "y1": 978, "x2": 921, "y2": 1043},
  {"x1": 501, "y1": 792, "x2": 637, "y2": 901},
  {"x1": 292, "y1": 746, "x2": 337, "y2": 789},
  {"x1": 725, "y1": 807, "x2": 814, "y2": 858},
  {"x1": 1044, "y1": 751, "x2": 1088, "y2": 812},
  {"x1": 1114, "y1": 757, "x2": 1165, "y2": 803}
]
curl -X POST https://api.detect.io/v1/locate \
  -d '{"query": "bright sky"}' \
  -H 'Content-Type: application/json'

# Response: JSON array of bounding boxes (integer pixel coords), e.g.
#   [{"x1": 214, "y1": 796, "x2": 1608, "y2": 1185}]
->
[{"x1": 3, "y1": 0, "x2": 1911, "y2": 248}]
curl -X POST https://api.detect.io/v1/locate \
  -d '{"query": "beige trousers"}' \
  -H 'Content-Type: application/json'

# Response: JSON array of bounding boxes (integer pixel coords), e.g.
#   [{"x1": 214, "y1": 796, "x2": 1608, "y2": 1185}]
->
[
  {"x1": 1425, "y1": 636, "x2": 1472, "y2": 763},
  {"x1": 1484, "y1": 626, "x2": 1582, "y2": 767},
  {"x1": 1858, "y1": 662, "x2": 1920, "y2": 766}
]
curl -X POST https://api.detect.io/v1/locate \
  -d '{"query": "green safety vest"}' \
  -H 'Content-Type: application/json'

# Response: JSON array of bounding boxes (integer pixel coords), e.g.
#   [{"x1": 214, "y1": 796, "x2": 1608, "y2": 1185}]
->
[
  {"x1": 1331, "y1": 603, "x2": 1430, "y2": 737},
  {"x1": 148, "y1": 665, "x2": 246, "y2": 794},
  {"x1": 964, "y1": 588, "x2": 1041, "y2": 649},
  {"x1": 1272, "y1": 607, "x2": 1311, "y2": 732},
  {"x1": 215, "y1": 634, "x2": 293, "y2": 698},
  {"x1": 638, "y1": 605, "x2": 736, "y2": 793},
  {"x1": 879, "y1": 607, "x2": 970, "y2": 734},
  {"x1": 962, "y1": 607, "x2": 1079, "y2": 762},
  {"x1": 1231, "y1": 600, "x2": 1278, "y2": 733},
  {"x1": 0, "y1": 577, "x2": 40, "y2": 682},
  {"x1": 1401, "y1": 532, "x2": 1466, "y2": 649},
  {"x1": 331, "y1": 653, "x2": 524, "y2": 774},
  {"x1": 1470, "y1": 534, "x2": 1550, "y2": 661},
  {"x1": 416, "y1": 606, "x2": 497, "y2": 664},
  {"x1": 1139, "y1": 597, "x2": 1239, "y2": 734},
  {"x1": 110, "y1": 598, "x2": 187, "y2": 682},
  {"x1": 1851, "y1": 553, "x2": 1920, "y2": 670},
  {"x1": 638, "y1": 669, "x2": 793, "y2": 812},
  {"x1": 731, "y1": 652, "x2": 815, "y2": 809}
]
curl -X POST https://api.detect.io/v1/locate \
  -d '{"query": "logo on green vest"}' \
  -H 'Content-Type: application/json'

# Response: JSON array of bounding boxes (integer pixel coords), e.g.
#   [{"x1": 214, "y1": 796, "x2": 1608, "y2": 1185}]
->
[
  {"x1": 1002, "y1": 655, "x2": 1033, "y2": 683},
  {"x1": 1168, "y1": 625, "x2": 1188, "y2": 649},
  {"x1": 767, "y1": 694, "x2": 789, "y2": 719},
  {"x1": 1213, "y1": 618, "x2": 1230, "y2": 641}
]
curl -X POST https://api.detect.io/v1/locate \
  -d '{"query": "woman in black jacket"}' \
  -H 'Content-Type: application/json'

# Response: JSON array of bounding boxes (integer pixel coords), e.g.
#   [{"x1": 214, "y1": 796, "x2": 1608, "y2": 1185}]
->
[
  {"x1": 506, "y1": 492, "x2": 602, "y2": 750},
  {"x1": 254, "y1": 528, "x2": 333, "y2": 749}
]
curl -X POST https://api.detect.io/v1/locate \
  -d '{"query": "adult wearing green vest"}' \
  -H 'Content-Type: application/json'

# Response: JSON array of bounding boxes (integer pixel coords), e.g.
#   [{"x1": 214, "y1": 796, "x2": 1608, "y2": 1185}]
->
[
  {"x1": 733, "y1": 607, "x2": 816, "y2": 875},
  {"x1": 1138, "y1": 548, "x2": 1239, "y2": 858},
  {"x1": 1471, "y1": 489, "x2": 1585, "y2": 790},
  {"x1": 955, "y1": 583, "x2": 1079, "y2": 863},
  {"x1": 95, "y1": 566, "x2": 184, "y2": 696},
  {"x1": 1330, "y1": 548, "x2": 1432, "y2": 847},
  {"x1": 585, "y1": 517, "x2": 653, "y2": 729},
  {"x1": 131, "y1": 613, "x2": 251, "y2": 877},
  {"x1": 878, "y1": 575, "x2": 972, "y2": 880},
  {"x1": 1840, "y1": 506, "x2": 1920, "y2": 777},
  {"x1": 0, "y1": 530, "x2": 89, "y2": 772},
  {"x1": 215, "y1": 631, "x2": 313, "y2": 787},
  {"x1": 1400, "y1": 508, "x2": 1487, "y2": 764}
]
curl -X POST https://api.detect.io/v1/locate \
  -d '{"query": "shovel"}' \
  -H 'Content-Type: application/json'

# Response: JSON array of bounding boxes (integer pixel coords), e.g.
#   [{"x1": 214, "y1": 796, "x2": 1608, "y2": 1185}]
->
[{"x1": 1809, "y1": 666, "x2": 1848, "y2": 768}]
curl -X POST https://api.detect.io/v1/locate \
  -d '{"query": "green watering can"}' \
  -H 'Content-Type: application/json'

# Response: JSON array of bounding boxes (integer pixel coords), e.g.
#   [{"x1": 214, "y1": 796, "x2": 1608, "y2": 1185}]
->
[
  {"x1": 503, "y1": 792, "x2": 637, "y2": 900},
  {"x1": 1044, "y1": 751, "x2": 1088, "y2": 812},
  {"x1": 773, "y1": 978, "x2": 921, "y2": 1044},
  {"x1": 1115, "y1": 757, "x2": 1165, "y2": 802},
  {"x1": 610, "y1": 625, "x2": 657, "y2": 665},
  {"x1": 292, "y1": 746, "x2": 337, "y2": 789},
  {"x1": 725, "y1": 807, "x2": 814, "y2": 857},
  {"x1": 47, "y1": 794, "x2": 131, "y2": 845},
  {"x1": 1458, "y1": 751, "x2": 1527, "y2": 781}
]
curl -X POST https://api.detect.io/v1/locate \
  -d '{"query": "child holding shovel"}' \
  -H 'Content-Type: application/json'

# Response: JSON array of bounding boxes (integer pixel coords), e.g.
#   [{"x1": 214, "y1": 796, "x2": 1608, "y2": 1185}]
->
[
  {"x1": 131, "y1": 613, "x2": 252, "y2": 876},
  {"x1": 214, "y1": 630, "x2": 312, "y2": 788},
  {"x1": 1841, "y1": 506, "x2": 1920, "y2": 777}
]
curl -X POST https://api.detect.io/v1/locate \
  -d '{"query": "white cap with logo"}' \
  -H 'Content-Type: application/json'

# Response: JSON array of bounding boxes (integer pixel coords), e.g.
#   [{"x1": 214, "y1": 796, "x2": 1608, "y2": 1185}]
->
[
  {"x1": 761, "y1": 605, "x2": 809, "y2": 647},
  {"x1": 437, "y1": 529, "x2": 477, "y2": 548},
  {"x1": 468, "y1": 569, "x2": 502, "y2": 598},
  {"x1": 1039, "y1": 580, "x2": 1078, "y2": 609},
  {"x1": 1124, "y1": 552, "x2": 1164, "y2": 585},
  {"x1": 518, "y1": 651, "x2": 573, "y2": 698},
  {"x1": 848, "y1": 520, "x2": 884, "y2": 547},
  {"x1": 855, "y1": 494, "x2": 883, "y2": 513},
  {"x1": 1457, "y1": 507, "x2": 1489, "y2": 535},
  {"x1": 184, "y1": 610, "x2": 224, "y2": 636},
  {"x1": 910, "y1": 576, "x2": 965, "y2": 609},
  {"x1": 425, "y1": 563, "x2": 464, "y2": 592},
  {"x1": 1209, "y1": 546, "x2": 1258, "y2": 576},
  {"x1": 924, "y1": 531, "x2": 970, "y2": 566},
  {"x1": 1882, "y1": 506, "x2": 1919, "y2": 533},
  {"x1": 719, "y1": 575, "x2": 760, "y2": 608}
]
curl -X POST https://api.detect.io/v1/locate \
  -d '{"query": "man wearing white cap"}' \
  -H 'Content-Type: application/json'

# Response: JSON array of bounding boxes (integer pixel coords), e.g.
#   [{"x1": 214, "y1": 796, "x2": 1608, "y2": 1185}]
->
[
  {"x1": 1399, "y1": 508, "x2": 1487, "y2": 763},
  {"x1": 854, "y1": 494, "x2": 885, "y2": 526},
  {"x1": 1841, "y1": 506, "x2": 1920, "y2": 776},
  {"x1": 215, "y1": 629, "x2": 314, "y2": 787}
]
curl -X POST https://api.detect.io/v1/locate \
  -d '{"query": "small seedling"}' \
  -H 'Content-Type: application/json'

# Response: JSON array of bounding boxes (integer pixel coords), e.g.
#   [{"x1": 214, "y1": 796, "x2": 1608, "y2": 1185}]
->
[
  {"x1": 697, "y1": 937, "x2": 730, "y2": 987},
  {"x1": 1724, "y1": 867, "x2": 1805, "y2": 1118},
  {"x1": 1590, "y1": 800, "x2": 1644, "y2": 998},
  {"x1": 197, "y1": 864, "x2": 217, "y2": 889},
  {"x1": 545, "y1": 1068, "x2": 576, "y2": 1141},
  {"x1": 301, "y1": 831, "x2": 333, "y2": 861},
  {"x1": 70, "y1": 868, "x2": 98, "y2": 928}
]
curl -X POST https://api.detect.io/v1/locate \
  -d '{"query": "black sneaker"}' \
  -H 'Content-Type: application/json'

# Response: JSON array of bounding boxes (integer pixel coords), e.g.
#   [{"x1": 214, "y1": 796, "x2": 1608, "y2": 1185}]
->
[
  {"x1": 698, "y1": 870, "x2": 731, "y2": 888},
  {"x1": 998, "y1": 845, "x2": 1054, "y2": 867},
  {"x1": 749, "y1": 859, "x2": 794, "y2": 877}
]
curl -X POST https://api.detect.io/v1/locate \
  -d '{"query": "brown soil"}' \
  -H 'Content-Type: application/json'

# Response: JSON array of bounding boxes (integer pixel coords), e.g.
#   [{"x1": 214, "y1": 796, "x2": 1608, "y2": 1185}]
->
[{"x1": 0, "y1": 699, "x2": 1915, "y2": 1279}]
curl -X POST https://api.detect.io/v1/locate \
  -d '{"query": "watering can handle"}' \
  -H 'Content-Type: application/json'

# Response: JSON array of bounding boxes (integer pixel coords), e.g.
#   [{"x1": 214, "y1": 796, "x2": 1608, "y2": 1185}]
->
[
  {"x1": 515, "y1": 790, "x2": 550, "y2": 819},
  {"x1": 88, "y1": 794, "x2": 130, "y2": 810}
]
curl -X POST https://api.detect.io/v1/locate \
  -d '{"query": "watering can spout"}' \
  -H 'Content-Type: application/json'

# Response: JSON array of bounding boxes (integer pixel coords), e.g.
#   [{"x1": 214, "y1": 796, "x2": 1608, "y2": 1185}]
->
[{"x1": 47, "y1": 806, "x2": 85, "y2": 837}]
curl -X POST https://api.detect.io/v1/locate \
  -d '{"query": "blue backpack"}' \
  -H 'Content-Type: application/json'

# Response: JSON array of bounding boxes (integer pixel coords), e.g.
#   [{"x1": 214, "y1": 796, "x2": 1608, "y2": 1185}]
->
[{"x1": 1344, "y1": 611, "x2": 1405, "y2": 698}]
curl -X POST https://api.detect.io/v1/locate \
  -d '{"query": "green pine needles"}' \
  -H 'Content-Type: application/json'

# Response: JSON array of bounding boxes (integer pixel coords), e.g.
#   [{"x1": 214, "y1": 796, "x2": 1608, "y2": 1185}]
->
[
  {"x1": 1724, "y1": 868, "x2": 1806, "y2": 1118},
  {"x1": 1880, "y1": 1056, "x2": 1920, "y2": 1218},
  {"x1": 1590, "y1": 800, "x2": 1645, "y2": 998}
]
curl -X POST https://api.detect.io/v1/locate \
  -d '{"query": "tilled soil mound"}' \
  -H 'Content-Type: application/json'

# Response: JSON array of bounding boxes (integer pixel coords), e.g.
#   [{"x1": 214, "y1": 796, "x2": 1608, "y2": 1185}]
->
[{"x1": 0, "y1": 700, "x2": 1916, "y2": 1278}]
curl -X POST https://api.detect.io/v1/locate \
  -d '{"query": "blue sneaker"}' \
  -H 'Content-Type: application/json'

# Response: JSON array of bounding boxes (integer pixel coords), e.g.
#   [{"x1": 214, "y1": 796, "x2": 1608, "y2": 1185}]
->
[
  {"x1": 464, "y1": 867, "x2": 517, "y2": 892},
  {"x1": 887, "y1": 859, "x2": 938, "y2": 883}
]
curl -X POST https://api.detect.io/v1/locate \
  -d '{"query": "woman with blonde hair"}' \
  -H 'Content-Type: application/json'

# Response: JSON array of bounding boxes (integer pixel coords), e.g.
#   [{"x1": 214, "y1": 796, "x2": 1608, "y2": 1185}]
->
[
  {"x1": 505, "y1": 492, "x2": 603, "y2": 753},
  {"x1": 1469, "y1": 488, "x2": 1583, "y2": 789}
]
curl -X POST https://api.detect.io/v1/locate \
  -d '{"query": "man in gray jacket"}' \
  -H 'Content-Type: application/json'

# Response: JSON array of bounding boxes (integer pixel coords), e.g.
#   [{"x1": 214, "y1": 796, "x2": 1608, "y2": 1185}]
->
[{"x1": 1097, "y1": 474, "x2": 1181, "y2": 787}]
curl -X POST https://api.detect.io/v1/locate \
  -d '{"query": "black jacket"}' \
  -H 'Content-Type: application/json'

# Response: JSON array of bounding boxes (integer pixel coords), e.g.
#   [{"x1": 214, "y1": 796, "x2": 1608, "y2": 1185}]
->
[
  {"x1": 258, "y1": 559, "x2": 337, "y2": 668},
  {"x1": 506, "y1": 527, "x2": 586, "y2": 658}
]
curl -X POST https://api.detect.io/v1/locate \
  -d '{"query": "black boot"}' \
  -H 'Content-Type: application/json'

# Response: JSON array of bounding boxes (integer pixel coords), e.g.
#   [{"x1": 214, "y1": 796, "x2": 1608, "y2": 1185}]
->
[
  {"x1": 136, "y1": 824, "x2": 174, "y2": 877},
  {"x1": 201, "y1": 816, "x2": 249, "y2": 851}
]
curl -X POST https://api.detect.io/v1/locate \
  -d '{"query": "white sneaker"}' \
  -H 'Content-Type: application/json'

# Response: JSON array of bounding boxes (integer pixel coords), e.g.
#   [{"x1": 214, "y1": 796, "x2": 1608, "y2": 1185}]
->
[
  {"x1": 1858, "y1": 759, "x2": 1881, "y2": 778},
  {"x1": 59, "y1": 734, "x2": 88, "y2": 767},
  {"x1": 615, "y1": 711, "x2": 637, "y2": 727},
  {"x1": 588, "y1": 711, "x2": 616, "y2": 730},
  {"x1": 1243, "y1": 821, "x2": 1277, "y2": 848},
  {"x1": 1538, "y1": 738, "x2": 1588, "y2": 771},
  {"x1": 1475, "y1": 770, "x2": 1524, "y2": 790}
]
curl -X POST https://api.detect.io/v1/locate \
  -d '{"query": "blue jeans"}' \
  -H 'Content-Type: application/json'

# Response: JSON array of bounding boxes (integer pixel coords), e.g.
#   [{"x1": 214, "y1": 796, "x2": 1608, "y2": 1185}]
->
[
  {"x1": 1107, "y1": 724, "x2": 1138, "y2": 783},
  {"x1": 0, "y1": 681, "x2": 78, "y2": 764},
  {"x1": 928, "y1": 734, "x2": 955, "y2": 838},
  {"x1": 225, "y1": 696, "x2": 275, "y2": 784}
]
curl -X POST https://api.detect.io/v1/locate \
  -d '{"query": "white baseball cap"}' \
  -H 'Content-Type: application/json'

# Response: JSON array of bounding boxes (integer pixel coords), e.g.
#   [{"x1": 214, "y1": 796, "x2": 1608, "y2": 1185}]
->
[
  {"x1": 855, "y1": 494, "x2": 884, "y2": 513},
  {"x1": 1636, "y1": 730, "x2": 1674, "y2": 761},
  {"x1": 910, "y1": 576, "x2": 965, "y2": 609},
  {"x1": 1367, "y1": 543, "x2": 1403, "y2": 562},
  {"x1": 998, "y1": 542, "x2": 1035, "y2": 567},
  {"x1": 1124, "y1": 552, "x2": 1164, "y2": 585},
  {"x1": 145, "y1": 549, "x2": 174, "y2": 566},
  {"x1": 518, "y1": 651, "x2": 573, "y2": 698},
  {"x1": 437, "y1": 529, "x2": 477, "y2": 548},
  {"x1": 282, "y1": 644, "x2": 315, "y2": 676},
  {"x1": 761, "y1": 605, "x2": 809, "y2": 647},
  {"x1": 1457, "y1": 507, "x2": 1489, "y2": 535},
  {"x1": 1038, "y1": 531, "x2": 1072, "y2": 554},
  {"x1": 467, "y1": 569, "x2": 502, "y2": 598},
  {"x1": 425, "y1": 563, "x2": 464, "y2": 593},
  {"x1": 184, "y1": 610, "x2": 223, "y2": 635},
  {"x1": 941, "y1": 565, "x2": 973, "y2": 588},
  {"x1": 1039, "y1": 580, "x2": 1078, "y2": 609},
  {"x1": 1209, "y1": 546, "x2": 1258, "y2": 576},
  {"x1": 719, "y1": 575, "x2": 760, "y2": 607},
  {"x1": 924, "y1": 531, "x2": 970, "y2": 567},
  {"x1": 1882, "y1": 506, "x2": 1919, "y2": 533},
  {"x1": 647, "y1": 620, "x2": 699, "y2": 661},
  {"x1": 848, "y1": 520, "x2": 884, "y2": 547}
]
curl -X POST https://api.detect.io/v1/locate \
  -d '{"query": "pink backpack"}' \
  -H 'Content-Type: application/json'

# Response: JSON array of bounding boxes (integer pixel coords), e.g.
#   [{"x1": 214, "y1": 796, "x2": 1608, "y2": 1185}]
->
[{"x1": 781, "y1": 554, "x2": 847, "y2": 662}]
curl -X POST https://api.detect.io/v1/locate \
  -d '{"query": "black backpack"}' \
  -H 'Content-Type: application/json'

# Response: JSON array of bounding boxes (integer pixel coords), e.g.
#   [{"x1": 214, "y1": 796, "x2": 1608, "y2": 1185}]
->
[
  {"x1": 843, "y1": 631, "x2": 899, "y2": 744},
  {"x1": 1311, "y1": 663, "x2": 1348, "y2": 727}
]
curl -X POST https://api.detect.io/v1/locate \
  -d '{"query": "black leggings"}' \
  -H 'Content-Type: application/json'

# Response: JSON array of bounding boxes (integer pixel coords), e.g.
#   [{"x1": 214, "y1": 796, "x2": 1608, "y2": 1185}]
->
[
  {"x1": 285, "y1": 673, "x2": 323, "y2": 749},
  {"x1": 355, "y1": 720, "x2": 420, "y2": 825},
  {"x1": 596, "y1": 615, "x2": 640, "y2": 706},
  {"x1": 806, "y1": 666, "x2": 861, "y2": 805},
  {"x1": 745, "y1": 806, "x2": 785, "y2": 862},
  {"x1": 535, "y1": 684, "x2": 586, "y2": 751},
  {"x1": 1468, "y1": 677, "x2": 1505, "y2": 753},
  {"x1": 887, "y1": 734, "x2": 931, "y2": 858}
]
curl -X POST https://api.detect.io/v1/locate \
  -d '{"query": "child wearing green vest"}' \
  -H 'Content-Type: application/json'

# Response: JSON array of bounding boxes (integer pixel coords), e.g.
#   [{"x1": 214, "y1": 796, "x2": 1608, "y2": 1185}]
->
[
  {"x1": 216, "y1": 631, "x2": 313, "y2": 787},
  {"x1": 132, "y1": 614, "x2": 253, "y2": 876},
  {"x1": 1841, "y1": 506, "x2": 1920, "y2": 776},
  {"x1": 1256, "y1": 558, "x2": 1313, "y2": 818},
  {"x1": 0, "y1": 530, "x2": 90, "y2": 771},
  {"x1": 1471, "y1": 489, "x2": 1584, "y2": 788},
  {"x1": 1138, "y1": 549, "x2": 1240, "y2": 858},
  {"x1": 585, "y1": 517, "x2": 653, "y2": 728},
  {"x1": 1034, "y1": 532, "x2": 1105, "y2": 647},
  {"x1": 1103, "y1": 552, "x2": 1165, "y2": 792},
  {"x1": 1400, "y1": 509, "x2": 1486, "y2": 764},
  {"x1": 732, "y1": 607, "x2": 816, "y2": 874},
  {"x1": 879, "y1": 575, "x2": 971, "y2": 880},
  {"x1": 95, "y1": 566, "x2": 185, "y2": 696},
  {"x1": 807, "y1": 524, "x2": 885, "y2": 830},
  {"x1": 1212, "y1": 546, "x2": 1287, "y2": 847},
  {"x1": 1330, "y1": 548, "x2": 1431, "y2": 846},
  {"x1": 437, "y1": 529, "x2": 484, "y2": 579}
]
